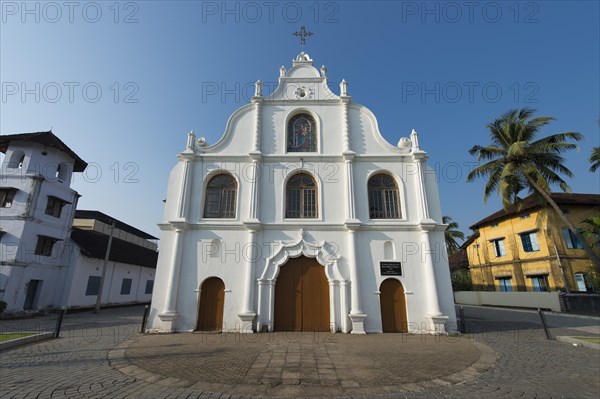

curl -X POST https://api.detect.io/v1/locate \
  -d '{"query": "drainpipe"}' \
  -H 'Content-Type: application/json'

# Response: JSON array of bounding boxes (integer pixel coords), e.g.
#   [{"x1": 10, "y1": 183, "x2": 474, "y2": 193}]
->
[
  {"x1": 95, "y1": 220, "x2": 115, "y2": 313},
  {"x1": 547, "y1": 229, "x2": 570, "y2": 294}
]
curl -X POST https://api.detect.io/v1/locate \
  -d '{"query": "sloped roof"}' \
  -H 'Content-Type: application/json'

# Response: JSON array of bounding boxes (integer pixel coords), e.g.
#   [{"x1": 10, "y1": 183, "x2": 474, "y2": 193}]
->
[
  {"x1": 448, "y1": 248, "x2": 470, "y2": 272},
  {"x1": 0, "y1": 131, "x2": 87, "y2": 172},
  {"x1": 459, "y1": 233, "x2": 480, "y2": 250},
  {"x1": 470, "y1": 193, "x2": 600, "y2": 230},
  {"x1": 71, "y1": 228, "x2": 158, "y2": 268},
  {"x1": 75, "y1": 210, "x2": 158, "y2": 240}
]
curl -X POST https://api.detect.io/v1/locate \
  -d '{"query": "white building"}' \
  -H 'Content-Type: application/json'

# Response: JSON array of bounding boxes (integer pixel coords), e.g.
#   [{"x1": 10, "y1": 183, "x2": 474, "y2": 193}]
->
[
  {"x1": 64, "y1": 210, "x2": 158, "y2": 309},
  {"x1": 0, "y1": 132, "x2": 158, "y2": 312},
  {"x1": 148, "y1": 53, "x2": 456, "y2": 334}
]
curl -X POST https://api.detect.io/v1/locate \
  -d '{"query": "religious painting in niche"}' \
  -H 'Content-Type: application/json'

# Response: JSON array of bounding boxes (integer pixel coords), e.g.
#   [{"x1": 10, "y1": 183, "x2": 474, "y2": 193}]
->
[{"x1": 287, "y1": 114, "x2": 317, "y2": 152}]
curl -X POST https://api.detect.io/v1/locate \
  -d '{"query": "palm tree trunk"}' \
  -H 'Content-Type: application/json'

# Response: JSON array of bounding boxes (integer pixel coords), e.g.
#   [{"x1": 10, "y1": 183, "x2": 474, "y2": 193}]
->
[{"x1": 523, "y1": 174, "x2": 600, "y2": 272}]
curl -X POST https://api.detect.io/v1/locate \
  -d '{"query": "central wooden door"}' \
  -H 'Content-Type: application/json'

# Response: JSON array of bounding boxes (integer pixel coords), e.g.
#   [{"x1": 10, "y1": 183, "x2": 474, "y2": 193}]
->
[
  {"x1": 274, "y1": 256, "x2": 330, "y2": 332},
  {"x1": 380, "y1": 278, "x2": 408, "y2": 332},
  {"x1": 197, "y1": 277, "x2": 225, "y2": 331}
]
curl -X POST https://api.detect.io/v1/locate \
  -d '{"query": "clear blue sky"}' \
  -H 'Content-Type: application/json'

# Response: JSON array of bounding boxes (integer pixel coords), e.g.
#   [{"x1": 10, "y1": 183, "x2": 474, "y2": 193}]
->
[{"x1": 1, "y1": 1, "x2": 599, "y2": 239}]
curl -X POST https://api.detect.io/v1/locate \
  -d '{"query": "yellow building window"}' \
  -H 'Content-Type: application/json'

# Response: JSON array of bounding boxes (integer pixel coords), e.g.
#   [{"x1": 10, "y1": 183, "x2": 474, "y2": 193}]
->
[
  {"x1": 491, "y1": 238, "x2": 506, "y2": 257},
  {"x1": 497, "y1": 277, "x2": 512, "y2": 292},
  {"x1": 520, "y1": 231, "x2": 540, "y2": 252},
  {"x1": 562, "y1": 227, "x2": 584, "y2": 249},
  {"x1": 529, "y1": 275, "x2": 548, "y2": 292}
]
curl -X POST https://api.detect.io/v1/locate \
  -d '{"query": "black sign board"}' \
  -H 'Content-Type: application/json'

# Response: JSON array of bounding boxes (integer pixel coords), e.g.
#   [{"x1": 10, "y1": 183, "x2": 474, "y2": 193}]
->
[{"x1": 380, "y1": 261, "x2": 402, "y2": 276}]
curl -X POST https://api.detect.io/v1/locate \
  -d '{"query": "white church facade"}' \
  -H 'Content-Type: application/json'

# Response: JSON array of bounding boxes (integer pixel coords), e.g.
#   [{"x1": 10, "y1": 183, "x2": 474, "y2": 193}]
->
[{"x1": 148, "y1": 53, "x2": 456, "y2": 334}]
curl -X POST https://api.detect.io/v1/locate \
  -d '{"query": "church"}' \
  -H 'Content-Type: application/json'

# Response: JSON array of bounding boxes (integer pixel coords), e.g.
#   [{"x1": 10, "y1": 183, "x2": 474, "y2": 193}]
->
[{"x1": 147, "y1": 51, "x2": 456, "y2": 334}]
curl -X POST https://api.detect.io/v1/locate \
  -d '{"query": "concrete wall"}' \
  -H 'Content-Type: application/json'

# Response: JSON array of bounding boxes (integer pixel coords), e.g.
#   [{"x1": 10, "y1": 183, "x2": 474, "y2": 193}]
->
[
  {"x1": 561, "y1": 293, "x2": 600, "y2": 316},
  {"x1": 63, "y1": 249, "x2": 155, "y2": 309},
  {"x1": 454, "y1": 291, "x2": 561, "y2": 312}
]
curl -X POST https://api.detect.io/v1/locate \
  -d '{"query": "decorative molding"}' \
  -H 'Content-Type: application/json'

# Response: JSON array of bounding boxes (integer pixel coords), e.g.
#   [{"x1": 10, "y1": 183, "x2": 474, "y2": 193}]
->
[{"x1": 259, "y1": 235, "x2": 343, "y2": 282}]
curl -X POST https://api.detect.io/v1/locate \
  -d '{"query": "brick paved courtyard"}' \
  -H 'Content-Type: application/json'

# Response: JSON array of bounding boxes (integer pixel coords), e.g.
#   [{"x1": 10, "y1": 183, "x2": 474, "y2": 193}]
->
[{"x1": 1, "y1": 305, "x2": 599, "y2": 398}]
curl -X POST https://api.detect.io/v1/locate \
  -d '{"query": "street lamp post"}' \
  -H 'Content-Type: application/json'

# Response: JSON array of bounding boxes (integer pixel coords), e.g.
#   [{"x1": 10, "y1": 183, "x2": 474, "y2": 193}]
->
[{"x1": 95, "y1": 220, "x2": 115, "y2": 313}]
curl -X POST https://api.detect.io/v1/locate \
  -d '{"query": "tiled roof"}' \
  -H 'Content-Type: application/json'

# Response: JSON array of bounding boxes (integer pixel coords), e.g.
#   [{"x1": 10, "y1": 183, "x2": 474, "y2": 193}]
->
[
  {"x1": 0, "y1": 131, "x2": 87, "y2": 172},
  {"x1": 448, "y1": 248, "x2": 469, "y2": 272},
  {"x1": 74, "y1": 210, "x2": 158, "y2": 240},
  {"x1": 71, "y1": 228, "x2": 158, "y2": 268},
  {"x1": 470, "y1": 193, "x2": 600, "y2": 230}
]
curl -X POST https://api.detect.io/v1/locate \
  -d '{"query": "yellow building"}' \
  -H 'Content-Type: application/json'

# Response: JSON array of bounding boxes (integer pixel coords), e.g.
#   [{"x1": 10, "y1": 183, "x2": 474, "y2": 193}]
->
[{"x1": 465, "y1": 193, "x2": 599, "y2": 293}]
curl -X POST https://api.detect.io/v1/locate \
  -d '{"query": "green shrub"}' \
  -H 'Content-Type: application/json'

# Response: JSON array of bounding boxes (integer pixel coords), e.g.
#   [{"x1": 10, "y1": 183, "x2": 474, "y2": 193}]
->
[
  {"x1": 587, "y1": 267, "x2": 600, "y2": 293},
  {"x1": 451, "y1": 270, "x2": 473, "y2": 291},
  {"x1": 0, "y1": 301, "x2": 7, "y2": 314}
]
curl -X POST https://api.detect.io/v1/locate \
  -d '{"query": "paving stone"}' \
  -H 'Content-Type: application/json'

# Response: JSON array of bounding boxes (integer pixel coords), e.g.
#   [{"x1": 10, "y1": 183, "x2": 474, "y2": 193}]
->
[{"x1": 1, "y1": 305, "x2": 599, "y2": 398}]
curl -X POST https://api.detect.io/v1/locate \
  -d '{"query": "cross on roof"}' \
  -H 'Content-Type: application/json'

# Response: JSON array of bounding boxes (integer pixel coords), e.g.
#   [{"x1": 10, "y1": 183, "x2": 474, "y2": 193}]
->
[{"x1": 293, "y1": 26, "x2": 314, "y2": 46}]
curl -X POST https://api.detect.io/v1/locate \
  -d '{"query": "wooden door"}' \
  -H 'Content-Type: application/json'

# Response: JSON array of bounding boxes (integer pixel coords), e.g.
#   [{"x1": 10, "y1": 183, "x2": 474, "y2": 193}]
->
[
  {"x1": 275, "y1": 256, "x2": 330, "y2": 332},
  {"x1": 197, "y1": 277, "x2": 225, "y2": 331},
  {"x1": 380, "y1": 278, "x2": 407, "y2": 333}
]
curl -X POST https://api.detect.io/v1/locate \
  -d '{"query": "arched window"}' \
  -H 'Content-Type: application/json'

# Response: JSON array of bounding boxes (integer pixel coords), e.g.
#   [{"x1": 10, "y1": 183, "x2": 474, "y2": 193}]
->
[
  {"x1": 7, "y1": 150, "x2": 25, "y2": 169},
  {"x1": 368, "y1": 174, "x2": 401, "y2": 219},
  {"x1": 286, "y1": 173, "x2": 317, "y2": 218},
  {"x1": 203, "y1": 174, "x2": 237, "y2": 218},
  {"x1": 287, "y1": 113, "x2": 317, "y2": 152}
]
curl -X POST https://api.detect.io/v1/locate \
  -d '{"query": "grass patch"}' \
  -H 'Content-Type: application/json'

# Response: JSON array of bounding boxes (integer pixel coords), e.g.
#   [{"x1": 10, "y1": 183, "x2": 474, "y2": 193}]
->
[
  {"x1": 575, "y1": 337, "x2": 600, "y2": 344},
  {"x1": 0, "y1": 332, "x2": 37, "y2": 342}
]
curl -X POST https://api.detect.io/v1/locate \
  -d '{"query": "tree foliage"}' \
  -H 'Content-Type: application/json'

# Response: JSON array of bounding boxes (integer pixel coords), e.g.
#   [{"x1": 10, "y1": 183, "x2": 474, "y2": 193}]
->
[
  {"x1": 467, "y1": 108, "x2": 599, "y2": 270},
  {"x1": 443, "y1": 215, "x2": 465, "y2": 255},
  {"x1": 590, "y1": 147, "x2": 600, "y2": 173}
]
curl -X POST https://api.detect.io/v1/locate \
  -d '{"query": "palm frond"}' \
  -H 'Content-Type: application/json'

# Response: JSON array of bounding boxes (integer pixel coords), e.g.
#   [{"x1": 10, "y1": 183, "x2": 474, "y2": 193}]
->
[
  {"x1": 590, "y1": 147, "x2": 600, "y2": 172},
  {"x1": 468, "y1": 108, "x2": 580, "y2": 209}
]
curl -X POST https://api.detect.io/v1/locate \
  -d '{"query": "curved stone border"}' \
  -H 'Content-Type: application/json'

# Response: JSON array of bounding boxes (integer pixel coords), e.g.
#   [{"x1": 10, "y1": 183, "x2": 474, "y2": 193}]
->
[
  {"x1": 0, "y1": 332, "x2": 54, "y2": 352},
  {"x1": 108, "y1": 337, "x2": 498, "y2": 397},
  {"x1": 429, "y1": 341, "x2": 497, "y2": 385},
  {"x1": 556, "y1": 336, "x2": 600, "y2": 350}
]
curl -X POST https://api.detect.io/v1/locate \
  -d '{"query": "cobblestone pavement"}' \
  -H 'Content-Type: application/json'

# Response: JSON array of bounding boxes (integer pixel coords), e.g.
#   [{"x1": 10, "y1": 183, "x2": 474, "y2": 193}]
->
[
  {"x1": 120, "y1": 331, "x2": 488, "y2": 397},
  {"x1": 0, "y1": 305, "x2": 599, "y2": 398}
]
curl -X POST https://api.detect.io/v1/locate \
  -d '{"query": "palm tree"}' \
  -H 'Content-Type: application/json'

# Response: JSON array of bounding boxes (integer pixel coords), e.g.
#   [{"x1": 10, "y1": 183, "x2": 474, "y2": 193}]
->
[
  {"x1": 582, "y1": 216, "x2": 600, "y2": 249},
  {"x1": 590, "y1": 147, "x2": 600, "y2": 172},
  {"x1": 466, "y1": 108, "x2": 600, "y2": 271},
  {"x1": 443, "y1": 216, "x2": 465, "y2": 255}
]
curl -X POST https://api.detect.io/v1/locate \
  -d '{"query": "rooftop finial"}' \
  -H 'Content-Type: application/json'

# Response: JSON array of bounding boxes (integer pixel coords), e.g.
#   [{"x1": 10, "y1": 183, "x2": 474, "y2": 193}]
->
[
  {"x1": 254, "y1": 80, "x2": 263, "y2": 97},
  {"x1": 293, "y1": 26, "x2": 314, "y2": 47},
  {"x1": 186, "y1": 130, "x2": 196, "y2": 151},
  {"x1": 340, "y1": 79, "x2": 348, "y2": 96},
  {"x1": 410, "y1": 129, "x2": 420, "y2": 151}
]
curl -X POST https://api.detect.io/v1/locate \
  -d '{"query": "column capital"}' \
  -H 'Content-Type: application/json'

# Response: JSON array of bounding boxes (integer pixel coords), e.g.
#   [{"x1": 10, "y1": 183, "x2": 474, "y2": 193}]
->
[
  {"x1": 249, "y1": 151, "x2": 262, "y2": 161},
  {"x1": 243, "y1": 219, "x2": 261, "y2": 231},
  {"x1": 168, "y1": 220, "x2": 189, "y2": 231},
  {"x1": 411, "y1": 151, "x2": 428, "y2": 162},
  {"x1": 419, "y1": 220, "x2": 437, "y2": 231},
  {"x1": 345, "y1": 219, "x2": 361, "y2": 231},
  {"x1": 177, "y1": 152, "x2": 196, "y2": 162},
  {"x1": 342, "y1": 150, "x2": 356, "y2": 161}
]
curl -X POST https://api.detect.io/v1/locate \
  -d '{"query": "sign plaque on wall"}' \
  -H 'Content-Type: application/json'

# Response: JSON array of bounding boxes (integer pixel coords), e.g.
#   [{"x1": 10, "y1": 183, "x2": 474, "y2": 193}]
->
[{"x1": 380, "y1": 261, "x2": 402, "y2": 276}]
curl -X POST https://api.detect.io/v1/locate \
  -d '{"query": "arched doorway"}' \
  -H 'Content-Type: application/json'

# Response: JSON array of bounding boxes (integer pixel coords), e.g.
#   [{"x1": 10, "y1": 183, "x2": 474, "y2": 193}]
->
[
  {"x1": 196, "y1": 277, "x2": 225, "y2": 331},
  {"x1": 274, "y1": 256, "x2": 330, "y2": 331},
  {"x1": 380, "y1": 278, "x2": 408, "y2": 333}
]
